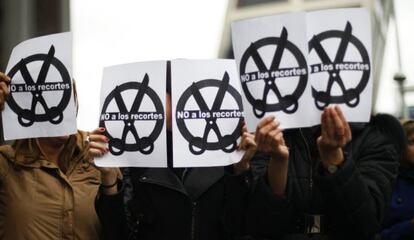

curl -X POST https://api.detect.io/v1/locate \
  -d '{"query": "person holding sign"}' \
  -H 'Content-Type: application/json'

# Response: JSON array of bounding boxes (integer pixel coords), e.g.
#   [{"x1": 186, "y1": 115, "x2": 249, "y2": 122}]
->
[
  {"x1": 91, "y1": 90, "x2": 257, "y2": 240},
  {"x1": 246, "y1": 107, "x2": 403, "y2": 239},
  {"x1": 382, "y1": 120, "x2": 414, "y2": 240},
  {"x1": 0, "y1": 72, "x2": 103, "y2": 240}
]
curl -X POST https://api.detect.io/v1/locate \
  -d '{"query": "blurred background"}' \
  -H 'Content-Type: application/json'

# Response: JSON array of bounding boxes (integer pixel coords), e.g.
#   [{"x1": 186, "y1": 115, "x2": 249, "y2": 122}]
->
[{"x1": 0, "y1": 0, "x2": 412, "y2": 131}]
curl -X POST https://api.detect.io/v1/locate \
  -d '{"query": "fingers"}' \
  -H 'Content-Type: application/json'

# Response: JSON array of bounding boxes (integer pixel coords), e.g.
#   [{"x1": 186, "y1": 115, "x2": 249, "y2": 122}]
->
[
  {"x1": 254, "y1": 116, "x2": 287, "y2": 160},
  {"x1": 0, "y1": 82, "x2": 9, "y2": 97},
  {"x1": 89, "y1": 132, "x2": 109, "y2": 143},
  {"x1": 89, "y1": 141, "x2": 108, "y2": 156},
  {"x1": 0, "y1": 72, "x2": 11, "y2": 83},
  {"x1": 321, "y1": 109, "x2": 328, "y2": 140},
  {"x1": 255, "y1": 117, "x2": 279, "y2": 148},
  {"x1": 91, "y1": 127, "x2": 106, "y2": 135},
  {"x1": 89, "y1": 147, "x2": 106, "y2": 158},
  {"x1": 319, "y1": 106, "x2": 352, "y2": 148},
  {"x1": 0, "y1": 73, "x2": 10, "y2": 111},
  {"x1": 240, "y1": 132, "x2": 256, "y2": 151},
  {"x1": 335, "y1": 106, "x2": 352, "y2": 141},
  {"x1": 89, "y1": 140, "x2": 107, "y2": 152},
  {"x1": 0, "y1": 90, "x2": 6, "y2": 111},
  {"x1": 241, "y1": 122, "x2": 248, "y2": 134},
  {"x1": 264, "y1": 128, "x2": 283, "y2": 152},
  {"x1": 324, "y1": 108, "x2": 335, "y2": 140},
  {"x1": 87, "y1": 127, "x2": 109, "y2": 158},
  {"x1": 255, "y1": 116, "x2": 275, "y2": 135},
  {"x1": 330, "y1": 107, "x2": 344, "y2": 138}
]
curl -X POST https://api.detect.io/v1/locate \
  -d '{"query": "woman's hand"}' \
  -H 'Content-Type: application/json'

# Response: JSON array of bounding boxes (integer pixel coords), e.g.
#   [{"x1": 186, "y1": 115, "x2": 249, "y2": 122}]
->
[
  {"x1": 255, "y1": 116, "x2": 289, "y2": 162},
  {"x1": 0, "y1": 72, "x2": 11, "y2": 111},
  {"x1": 255, "y1": 116, "x2": 289, "y2": 196},
  {"x1": 233, "y1": 123, "x2": 257, "y2": 174},
  {"x1": 87, "y1": 127, "x2": 119, "y2": 195},
  {"x1": 317, "y1": 106, "x2": 352, "y2": 168}
]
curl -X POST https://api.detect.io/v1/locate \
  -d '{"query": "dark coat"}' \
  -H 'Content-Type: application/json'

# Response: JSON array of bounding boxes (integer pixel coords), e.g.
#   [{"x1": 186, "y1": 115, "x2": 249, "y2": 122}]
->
[
  {"x1": 245, "y1": 114, "x2": 403, "y2": 240},
  {"x1": 381, "y1": 168, "x2": 414, "y2": 240},
  {"x1": 95, "y1": 166, "x2": 252, "y2": 240}
]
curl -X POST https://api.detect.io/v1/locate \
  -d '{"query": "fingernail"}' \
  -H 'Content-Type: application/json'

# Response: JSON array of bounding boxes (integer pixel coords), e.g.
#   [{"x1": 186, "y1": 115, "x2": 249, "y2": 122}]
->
[{"x1": 100, "y1": 127, "x2": 105, "y2": 131}]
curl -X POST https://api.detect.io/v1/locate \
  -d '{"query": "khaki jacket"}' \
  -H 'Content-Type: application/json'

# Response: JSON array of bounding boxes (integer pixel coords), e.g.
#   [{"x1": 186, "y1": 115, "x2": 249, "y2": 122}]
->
[{"x1": 0, "y1": 131, "x2": 102, "y2": 240}]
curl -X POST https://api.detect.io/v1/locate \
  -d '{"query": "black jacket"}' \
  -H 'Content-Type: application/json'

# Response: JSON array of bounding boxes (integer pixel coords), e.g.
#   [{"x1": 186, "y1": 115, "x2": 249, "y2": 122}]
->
[
  {"x1": 96, "y1": 166, "x2": 252, "y2": 240},
  {"x1": 245, "y1": 114, "x2": 403, "y2": 240}
]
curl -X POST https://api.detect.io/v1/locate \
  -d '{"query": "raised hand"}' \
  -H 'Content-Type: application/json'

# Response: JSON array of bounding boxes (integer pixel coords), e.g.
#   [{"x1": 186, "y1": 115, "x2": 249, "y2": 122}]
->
[
  {"x1": 255, "y1": 116, "x2": 288, "y2": 162},
  {"x1": 0, "y1": 72, "x2": 11, "y2": 111},
  {"x1": 255, "y1": 116, "x2": 289, "y2": 196},
  {"x1": 87, "y1": 127, "x2": 119, "y2": 194},
  {"x1": 233, "y1": 123, "x2": 257, "y2": 174},
  {"x1": 317, "y1": 106, "x2": 352, "y2": 167}
]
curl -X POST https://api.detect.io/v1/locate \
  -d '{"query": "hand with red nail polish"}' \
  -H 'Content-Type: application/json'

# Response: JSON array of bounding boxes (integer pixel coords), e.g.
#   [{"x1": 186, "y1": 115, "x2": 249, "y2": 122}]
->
[{"x1": 86, "y1": 128, "x2": 118, "y2": 184}]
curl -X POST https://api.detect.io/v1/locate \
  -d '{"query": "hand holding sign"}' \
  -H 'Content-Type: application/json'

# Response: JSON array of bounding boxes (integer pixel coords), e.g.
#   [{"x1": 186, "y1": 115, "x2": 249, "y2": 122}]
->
[
  {"x1": 255, "y1": 116, "x2": 289, "y2": 197},
  {"x1": 233, "y1": 123, "x2": 257, "y2": 175},
  {"x1": 255, "y1": 116, "x2": 288, "y2": 162},
  {"x1": 317, "y1": 106, "x2": 352, "y2": 168},
  {"x1": 86, "y1": 127, "x2": 119, "y2": 195},
  {"x1": 8, "y1": 45, "x2": 71, "y2": 127},
  {"x1": 307, "y1": 8, "x2": 372, "y2": 122},
  {"x1": 96, "y1": 61, "x2": 167, "y2": 168},
  {"x1": 0, "y1": 72, "x2": 11, "y2": 111},
  {"x1": 172, "y1": 59, "x2": 245, "y2": 167},
  {"x1": 232, "y1": 12, "x2": 318, "y2": 130},
  {"x1": 185, "y1": 72, "x2": 239, "y2": 154},
  {"x1": 232, "y1": 8, "x2": 373, "y2": 130},
  {"x1": 309, "y1": 22, "x2": 370, "y2": 110},
  {"x1": 2, "y1": 32, "x2": 76, "y2": 140},
  {"x1": 87, "y1": 127, "x2": 109, "y2": 158}
]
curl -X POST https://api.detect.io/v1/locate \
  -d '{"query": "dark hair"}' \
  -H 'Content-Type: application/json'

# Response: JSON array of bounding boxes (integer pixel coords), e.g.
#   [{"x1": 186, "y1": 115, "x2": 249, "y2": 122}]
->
[
  {"x1": 371, "y1": 114, "x2": 406, "y2": 163},
  {"x1": 72, "y1": 79, "x2": 79, "y2": 115},
  {"x1": 166, "y1": 61, "x2": 171, "y2": 94},
  {"x1": 402, "y1": 120, "x2": 414, "y2": 137}
]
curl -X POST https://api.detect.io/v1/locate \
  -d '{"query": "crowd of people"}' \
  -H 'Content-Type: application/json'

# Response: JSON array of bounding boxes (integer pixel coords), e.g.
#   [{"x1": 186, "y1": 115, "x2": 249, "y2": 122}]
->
[{"x1": 0, "y1": 59, "x2": 413, "y2": 240}]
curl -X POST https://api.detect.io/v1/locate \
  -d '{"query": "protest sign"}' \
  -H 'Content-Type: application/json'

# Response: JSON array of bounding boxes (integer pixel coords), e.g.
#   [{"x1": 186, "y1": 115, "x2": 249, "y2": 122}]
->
[
  {"x1": 97, "y1": 61, "x2": 167, "y2": 167},
  {"x1": 171, "y1": 59, "x2": 244, "y2": 167},
  {"x1": 307, "y1": 8, "x2": 372, "y2": 122},
  {"x1": 3, "y1": 32, "x2": 76, "y2": 140}
]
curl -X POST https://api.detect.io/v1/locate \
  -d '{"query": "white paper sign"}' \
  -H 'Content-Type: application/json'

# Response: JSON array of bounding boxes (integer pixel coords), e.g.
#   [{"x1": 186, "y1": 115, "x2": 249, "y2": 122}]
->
[
  {"x1": 96, "y1": 61, "x2": 167, "y2": 167},
  {"x1": 171, "y1": 59, "x2": 244, "y2": 167},
  {"x1": 307, "y1": 8, "x2": 372, "y2": 122},
  {"x1": 232, "y1": 12, "x2": 319, "y2": 131},
  {"x1": 2, "y1": 32, "x2": 76, "y2": 140}
]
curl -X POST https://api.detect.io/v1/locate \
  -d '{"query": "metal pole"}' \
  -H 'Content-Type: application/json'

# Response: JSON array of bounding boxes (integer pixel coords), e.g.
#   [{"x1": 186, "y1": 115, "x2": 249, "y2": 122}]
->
[{"x1": 392, "y1": 0, "x2": 407, "y2": 118}]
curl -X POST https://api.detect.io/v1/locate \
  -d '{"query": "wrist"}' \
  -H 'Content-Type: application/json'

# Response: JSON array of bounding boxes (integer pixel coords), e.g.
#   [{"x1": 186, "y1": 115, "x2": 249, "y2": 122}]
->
[
  {"x1": 101, "y1": 170, "x2": 118, "y2": 185},
  {"x1": 319, "y1": 147, "x2": 344, "y2": 167},
  {"x1": 269, "y1": 155, "x2": 289, "y2": 171},
  {"x1": 270, "y1": 153, "x2": 289, "y2": 163},
  {"x1": 233, "y1": 161, "x2": 250, "y2": 175},
  {"x1": 101, "y1": 173, "x2": 119, "y2": 196}
]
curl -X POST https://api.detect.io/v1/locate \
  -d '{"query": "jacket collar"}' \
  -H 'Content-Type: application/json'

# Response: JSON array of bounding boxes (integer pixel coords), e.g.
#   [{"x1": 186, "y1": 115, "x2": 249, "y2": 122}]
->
[{"x1": 139, "y1": 167, "x2": 225, "y2": 201}]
